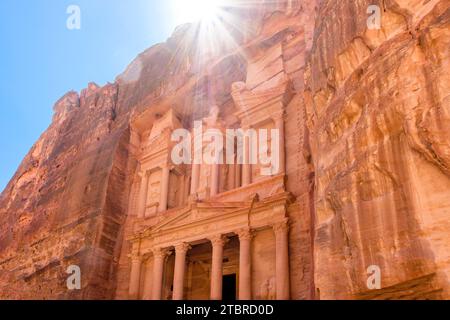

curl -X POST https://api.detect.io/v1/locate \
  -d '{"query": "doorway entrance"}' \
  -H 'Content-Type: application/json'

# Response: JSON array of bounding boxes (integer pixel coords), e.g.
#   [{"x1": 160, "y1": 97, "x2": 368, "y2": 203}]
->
[{"x1": 222, "y1": 274, "x2": 237, "y2": 300}]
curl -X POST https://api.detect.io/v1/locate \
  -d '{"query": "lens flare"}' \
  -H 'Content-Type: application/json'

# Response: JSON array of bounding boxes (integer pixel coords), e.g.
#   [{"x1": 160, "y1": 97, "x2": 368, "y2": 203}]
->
[{"x1": 172, "y1": 0, "x2": 223, "y2": 24}]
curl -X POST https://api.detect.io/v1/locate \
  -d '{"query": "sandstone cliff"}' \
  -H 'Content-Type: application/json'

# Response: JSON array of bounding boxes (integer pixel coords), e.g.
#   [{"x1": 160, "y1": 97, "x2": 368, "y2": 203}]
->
[
  {"x1": 0, "y1": 0, "x2": 449, "y2": 300},
  {"x1": 305, "y1": 0, "x2": 450, "y2": 299}
]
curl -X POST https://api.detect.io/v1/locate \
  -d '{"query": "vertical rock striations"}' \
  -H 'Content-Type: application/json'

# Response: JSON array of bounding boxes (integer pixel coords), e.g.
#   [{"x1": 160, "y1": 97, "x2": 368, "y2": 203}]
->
[
  {"x1": 304, "y1": 0, "x2": 449, "y2": 299},
  {"x1": 0, "y1": 0, "x2": 448, "y2": 300}
]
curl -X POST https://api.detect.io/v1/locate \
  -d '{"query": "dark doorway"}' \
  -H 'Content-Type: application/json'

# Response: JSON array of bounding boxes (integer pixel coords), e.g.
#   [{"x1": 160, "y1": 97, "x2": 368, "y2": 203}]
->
[{"x1": 222, "y1": 274, "x2": 237, "y2": 301}]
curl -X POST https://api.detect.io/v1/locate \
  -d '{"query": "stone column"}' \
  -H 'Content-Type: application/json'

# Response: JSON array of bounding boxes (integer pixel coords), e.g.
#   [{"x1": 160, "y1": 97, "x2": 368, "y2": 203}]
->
[
  {"x1": 141, "y1": 258, "x2": 153, "y2": 300},
  {"x1": 173, "y1": 243, "x2": 191, "y2": 300},
  {"x1": 159, "y1": 166, "x2": 170, "y2": 213},
  {"x1": 274, "y1": 116, "x2": 286, "y2": 174},
  {"x1": 137, "y1": 171, "x2": 149, "y2": 218},
  {"x1": 229, "y1": 162, "x2": 236, "y2": 190},
  {"x1": 210, "y1": 235, "x2": 228, "y2": 300},
  {"x1": 237, "y1": 228, "x2": 253, "y2": 300},
  {"x1": 273, "y1": 219, "x2": 290, "y2": 300},
  {"x1": 178, "y1": 175, "x2": 186, "y2": 206},
  {"x1": 210, "y1": 163, "x2": 220, "y2": 197},
  {"x1": 242, "y1": 131, "x2": 252, "y2": 186},
  {"x1": 151, "y1": 247, "x2": 171, "y2": 300},
  {"x1": 235, "y1": 161, "x2": 241, "y2": 188},
  {"x1": 128, "y1": 254, "x2": 142, "y2": 300},
  {"x1": 190, "y1": 164, "x2": 200, "y2": 195}
]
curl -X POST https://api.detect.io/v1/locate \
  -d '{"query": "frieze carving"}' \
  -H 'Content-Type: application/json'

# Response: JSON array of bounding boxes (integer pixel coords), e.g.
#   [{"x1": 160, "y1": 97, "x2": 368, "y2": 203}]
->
[{"x1": 133, "y1": 191, "x2": 294, "y2": 251}]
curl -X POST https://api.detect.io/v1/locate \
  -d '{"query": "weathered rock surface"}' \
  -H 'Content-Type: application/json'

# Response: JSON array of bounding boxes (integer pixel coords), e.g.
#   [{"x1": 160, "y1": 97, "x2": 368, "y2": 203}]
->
[
  {"x1": 305, "y1": 0, "x2": 450, "y2": 299},
  {"x1": 0, "y1": 22, "x2": 217, "y2": 299},
  {"x1": 0, "y1": 0, "x2": 448, "y2": 300}
]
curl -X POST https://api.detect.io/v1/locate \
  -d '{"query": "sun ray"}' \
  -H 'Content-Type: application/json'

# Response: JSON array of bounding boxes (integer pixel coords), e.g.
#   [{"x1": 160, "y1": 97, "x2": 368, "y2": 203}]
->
[{"x1": 166, "y1": 0, "x2": 273, "y2": 117}]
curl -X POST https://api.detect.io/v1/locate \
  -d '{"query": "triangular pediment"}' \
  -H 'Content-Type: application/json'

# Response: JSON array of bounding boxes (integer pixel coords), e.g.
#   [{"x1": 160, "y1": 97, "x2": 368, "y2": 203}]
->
[
  {"x1": 152, "y1": 208, "x2": 194, "y2": 232},
  {"x1": 151, "y1": 202, "x2": 249, "y2": 233}
]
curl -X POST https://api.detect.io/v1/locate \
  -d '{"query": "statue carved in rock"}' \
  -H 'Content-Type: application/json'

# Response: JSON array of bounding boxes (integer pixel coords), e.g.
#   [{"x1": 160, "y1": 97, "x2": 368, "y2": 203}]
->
[{"x1": 260, "y1": 277, "x2": 276, "y2": 300}]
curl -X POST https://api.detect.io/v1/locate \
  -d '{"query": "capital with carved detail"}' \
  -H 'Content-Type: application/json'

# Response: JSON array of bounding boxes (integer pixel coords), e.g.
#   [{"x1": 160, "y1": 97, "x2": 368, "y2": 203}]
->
[
  {"x1": 209, "y1": 234, "x2": 229, "y2": 247},
  {"x1": 273, "y1": 218, "x2": 290, "y2": 235},
  {"x1": 129, "y1": 252, "x2": 142, "y2": 263},
  {"x1": 174, "y1": 242, "x2": 192, "y2": 254},
  {"x1": 236, "y1": 228, "x2": 254, "y2": 241},
  {"x1": 152, "y1": 247, "x2": 172, "y2": 259}
]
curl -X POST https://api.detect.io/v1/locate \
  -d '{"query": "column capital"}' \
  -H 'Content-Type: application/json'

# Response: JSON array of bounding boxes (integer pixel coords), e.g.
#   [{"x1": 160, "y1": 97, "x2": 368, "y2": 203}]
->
[
  {"x1": 152, "y1": 247, "x2": 172, "y2": 259},
  {"x1": 236, "y1": 228, "x2": 254, "y2": 241},
  {"x1": 209, "y1": 234, "x2": 229, "y2": 247},
  {"x1": 141, "y1": 252, "x2": 153, "y2": 261},
  {"x1": 129, "y1": 253, "x2": 142, "y2": 263},
  {"x1": 273, "y1": 218, "x2": 290, "y2": 235},
  {"x1": 174, "y1": 242, "x2": 192, "y2": 254}
]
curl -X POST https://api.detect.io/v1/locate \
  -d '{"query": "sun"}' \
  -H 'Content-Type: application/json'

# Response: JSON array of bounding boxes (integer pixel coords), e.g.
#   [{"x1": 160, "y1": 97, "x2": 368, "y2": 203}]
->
[
  {"x1": 172, "y1": 0, "x2": 223, "y2": 24},
  {"x1": 167, "y1": 0, "x2": 244, "y2": 78}
]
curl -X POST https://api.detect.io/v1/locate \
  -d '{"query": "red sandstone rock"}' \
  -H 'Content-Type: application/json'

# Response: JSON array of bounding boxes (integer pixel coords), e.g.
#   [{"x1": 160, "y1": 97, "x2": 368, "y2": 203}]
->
[
  {"x1": 0, "y1": 0, "x2": 448, "y2": 300},
  {"x1": 304, "y1": 0, "x2": 450, "y2": 300}
]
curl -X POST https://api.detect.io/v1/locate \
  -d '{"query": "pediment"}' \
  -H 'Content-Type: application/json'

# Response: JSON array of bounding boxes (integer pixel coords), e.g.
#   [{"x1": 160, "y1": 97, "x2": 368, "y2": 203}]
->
[
  {"x1": 152, "y1": 208, "x2": 194, "y2": 233},
  {"x1": 151, "y1": 203, "x2": 247, "y2": 233}
]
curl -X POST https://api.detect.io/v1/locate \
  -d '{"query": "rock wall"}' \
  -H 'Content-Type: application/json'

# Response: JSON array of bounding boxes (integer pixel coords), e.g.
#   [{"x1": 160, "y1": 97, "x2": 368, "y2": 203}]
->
[
  {"x1": 0, "y1": 25, "x2": 204, "y2": 299},
  {"x1": 304, "y1": 0, "x2": 450, "y2": 299},
  {"x1": 0, "y1": 0, "x2": 448, "y2": 300}
]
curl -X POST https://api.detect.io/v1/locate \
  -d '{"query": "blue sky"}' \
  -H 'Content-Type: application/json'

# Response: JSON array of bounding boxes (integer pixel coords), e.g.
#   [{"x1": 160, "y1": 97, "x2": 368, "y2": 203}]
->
[{"x1": 0, "y1": 1, "x2": 187, "y2": 192}]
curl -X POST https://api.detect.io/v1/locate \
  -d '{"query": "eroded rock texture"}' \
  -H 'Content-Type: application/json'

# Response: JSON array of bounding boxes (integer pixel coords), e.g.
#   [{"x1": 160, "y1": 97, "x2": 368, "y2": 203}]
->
[
  {"x1": 305, "y1": 0, "x2": 450, "y2": 299},
  {"x1": 0, "y1": 0, "x2": 448, "y2": 300}
]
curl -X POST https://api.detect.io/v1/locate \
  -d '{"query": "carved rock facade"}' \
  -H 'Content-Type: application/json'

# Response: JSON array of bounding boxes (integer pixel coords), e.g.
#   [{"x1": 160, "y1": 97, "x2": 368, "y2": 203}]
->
[{"x1": 0, "y1": 0, "x2": 448, "y2": 300}]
